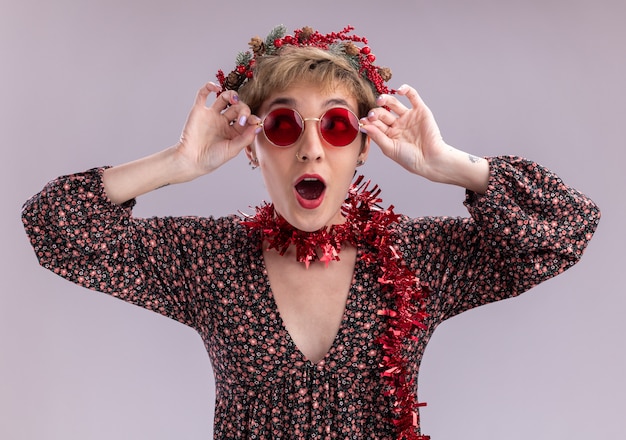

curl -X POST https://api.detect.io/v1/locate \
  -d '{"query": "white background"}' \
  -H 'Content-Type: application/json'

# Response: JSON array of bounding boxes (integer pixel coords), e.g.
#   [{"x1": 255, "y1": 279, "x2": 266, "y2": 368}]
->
[{"x1": 1, "y1": 0, "x2": 623, "y2": 438}]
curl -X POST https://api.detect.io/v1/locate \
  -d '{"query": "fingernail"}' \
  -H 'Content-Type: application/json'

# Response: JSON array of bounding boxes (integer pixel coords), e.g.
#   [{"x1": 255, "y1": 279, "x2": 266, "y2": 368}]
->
[
  {"x1": 368, "y1": 111, "x2": 376, "y2": 119},
  {"x1": 238, "y1": 115, "x2": 247, "y2": 126},
  {"x1": 232, "y1": 94, "x2": 239, "y2": 103},
  {"x1": 359, "y1": 126, "x2": 368, "y2": 134},
  {"x1": 255, "y1": 125, "x2": 262, "y2": 134},
  {"x1": 376, "y1": 95, "x2": 386, "y2": 104}
]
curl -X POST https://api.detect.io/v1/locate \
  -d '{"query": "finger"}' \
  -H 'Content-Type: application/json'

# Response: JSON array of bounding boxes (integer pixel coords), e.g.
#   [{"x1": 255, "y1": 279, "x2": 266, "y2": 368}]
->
[
  {"x1": 365, "y1": 108, "x2": 397, "y2": 129},
  {"x1": 221, "y1": 101, "x2": 255, "y2": 128},
  {"x1": 195, "y1": 82, "x2": 220, "y2": 106},
  {"x1": 359, "y1": 118, "x2": 394, "y2": 151},
  {"x1": 227, "y1": 122, "x2": 262, "y2": 154},
  {"x1": 208, "y1": 89, "x2": 240, "y2": 113},
  {"x1": 376, "y1": 93, "x2": 409, "y2": 116},
  {"x1": 396, "y1": 84, "x2": 427, "y2": 111}
]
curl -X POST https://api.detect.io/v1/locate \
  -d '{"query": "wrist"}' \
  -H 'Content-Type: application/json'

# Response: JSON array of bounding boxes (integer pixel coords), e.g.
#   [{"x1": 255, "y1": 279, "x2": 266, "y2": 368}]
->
[
  {"x1": 425, "y1": 146, "x2": 490, "y2": 194},
  {"x1": 169, "y1": 143, "x2": 205, "y2": 183},
  {"x1": 102, "y1": 145, "x2": 202, "y2": 205}
]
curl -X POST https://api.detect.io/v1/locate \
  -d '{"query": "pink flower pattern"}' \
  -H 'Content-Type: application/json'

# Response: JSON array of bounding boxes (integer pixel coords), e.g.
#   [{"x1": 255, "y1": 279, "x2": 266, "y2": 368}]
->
[{"x1": 21, "y1": 156, "x2": 600, "y2": 439}]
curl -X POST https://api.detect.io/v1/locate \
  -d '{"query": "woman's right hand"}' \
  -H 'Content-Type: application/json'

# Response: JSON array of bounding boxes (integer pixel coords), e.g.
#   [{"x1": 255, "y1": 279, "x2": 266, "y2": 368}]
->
[
  {"x1": 102, "y1": 82, "x2": 260, "y2": 205},
  {"x1": 176, "y1": 82, "x2": 261, "y2": 179}
]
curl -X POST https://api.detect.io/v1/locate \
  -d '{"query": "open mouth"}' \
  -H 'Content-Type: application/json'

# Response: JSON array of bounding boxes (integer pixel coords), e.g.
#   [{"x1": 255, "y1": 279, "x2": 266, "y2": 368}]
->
[{"x1": 295, "y1": 177, "x2": 326, "y2": 200}]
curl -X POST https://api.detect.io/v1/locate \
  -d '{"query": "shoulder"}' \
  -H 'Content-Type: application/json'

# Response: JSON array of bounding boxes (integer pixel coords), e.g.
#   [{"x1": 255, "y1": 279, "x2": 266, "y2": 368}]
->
[
  {"x1": 392, "y1": 214, "x2": 476, "y2": 243},
  {"x1": 168, "y1": 214, "x2": 250, "y2": 241},
  {"x1": 135, "y1": 214, "x2": 253, "y2": 253}
]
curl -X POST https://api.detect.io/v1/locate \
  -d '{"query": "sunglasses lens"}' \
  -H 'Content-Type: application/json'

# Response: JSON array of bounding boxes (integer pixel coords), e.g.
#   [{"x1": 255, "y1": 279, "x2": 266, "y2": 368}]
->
[
  {"x1": 320, "y1": 108, "x2": 360, "y2": 147},
  {"x1": 263, "y1": 108, "x2": 303, "y2": 147},
  {"x1": 262, "y1": 107, "x2": 361, "y2": 147}
]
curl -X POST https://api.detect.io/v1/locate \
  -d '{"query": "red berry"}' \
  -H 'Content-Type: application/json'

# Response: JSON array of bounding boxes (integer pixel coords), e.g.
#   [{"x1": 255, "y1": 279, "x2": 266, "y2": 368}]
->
[
  {"x1": 361, "y1": 46, "x2": 371, "y2": 55},
  {"x1": 274, "y1": 38, "x2": 283, "y2": 47},
  {"x1": 236, "y1": 65, "x2": 247, "y2": 74},
  {"x1": 246, "y1": 71, "x2": 254, "y2": 78},
  {"x1": 367, "y1": 54, "x2": 376, "y2": 62}
]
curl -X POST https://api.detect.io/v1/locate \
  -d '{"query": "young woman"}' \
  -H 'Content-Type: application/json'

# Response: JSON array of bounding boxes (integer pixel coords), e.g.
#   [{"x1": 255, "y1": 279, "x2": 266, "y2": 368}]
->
[{"x1": 22, "y1": 26, "x2": 600, "y2": 439}]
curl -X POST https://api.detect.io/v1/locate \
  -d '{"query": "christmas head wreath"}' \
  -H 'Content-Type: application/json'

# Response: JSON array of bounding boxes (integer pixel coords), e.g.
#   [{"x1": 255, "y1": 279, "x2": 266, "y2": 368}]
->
[{"x1": 216, "y1": 24, "x2": 394, "y2": 97}]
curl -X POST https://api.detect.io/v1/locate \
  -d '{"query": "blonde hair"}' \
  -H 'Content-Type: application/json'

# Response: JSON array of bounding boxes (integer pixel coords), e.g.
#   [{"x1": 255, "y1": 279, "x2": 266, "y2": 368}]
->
[{"x1": 238, "y1": 46, "x2": 377, "y2": 117}]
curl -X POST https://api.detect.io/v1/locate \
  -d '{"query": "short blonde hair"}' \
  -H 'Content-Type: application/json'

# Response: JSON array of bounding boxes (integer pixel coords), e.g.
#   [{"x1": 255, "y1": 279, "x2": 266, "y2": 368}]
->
[{"x1": 238, "y1": 46, "x2": 377, "y2": 117}]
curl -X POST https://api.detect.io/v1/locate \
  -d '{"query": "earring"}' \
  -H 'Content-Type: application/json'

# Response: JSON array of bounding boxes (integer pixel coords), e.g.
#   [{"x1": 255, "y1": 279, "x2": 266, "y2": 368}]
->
[
  {"x1": 356, "y1": 159, "x2": 365, "y2": 166},
  {"x1": 249, "y1": 158, "x2": 259, "y2": 170}
]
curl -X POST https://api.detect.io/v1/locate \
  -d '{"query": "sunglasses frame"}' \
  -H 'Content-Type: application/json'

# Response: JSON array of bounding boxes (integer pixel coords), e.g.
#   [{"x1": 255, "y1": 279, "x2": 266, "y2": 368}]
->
[{"x1": 258, "y1": 107, "x2": 364, "y2": 148}]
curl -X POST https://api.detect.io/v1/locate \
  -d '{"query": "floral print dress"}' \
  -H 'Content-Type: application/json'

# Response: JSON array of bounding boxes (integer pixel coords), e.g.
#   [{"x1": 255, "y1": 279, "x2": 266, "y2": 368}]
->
[{"x1": 22, "y1": 156, "x2": 600, "y2": 439}]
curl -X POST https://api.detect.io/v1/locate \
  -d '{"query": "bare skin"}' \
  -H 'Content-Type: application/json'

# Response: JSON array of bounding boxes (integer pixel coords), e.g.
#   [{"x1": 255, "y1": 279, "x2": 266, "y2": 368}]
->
[
  {"x1": 101, "y1": 81, "x2": 489, "y2": 365},
  {"x1": 264, "y1": 245, "x2": 357, "y2": 363}
]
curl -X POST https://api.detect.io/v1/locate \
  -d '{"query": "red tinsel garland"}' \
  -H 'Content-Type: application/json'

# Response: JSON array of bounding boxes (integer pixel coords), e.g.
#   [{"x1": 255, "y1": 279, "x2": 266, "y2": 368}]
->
[{"x1": 241, "y1": 176, "x2": 431, "y2": 440}]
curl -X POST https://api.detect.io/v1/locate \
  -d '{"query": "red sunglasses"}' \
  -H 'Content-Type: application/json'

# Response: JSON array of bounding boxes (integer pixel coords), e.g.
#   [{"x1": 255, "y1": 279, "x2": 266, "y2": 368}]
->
[{"x1": 258, "y1": 107, "x2": 363, "y2": 147}]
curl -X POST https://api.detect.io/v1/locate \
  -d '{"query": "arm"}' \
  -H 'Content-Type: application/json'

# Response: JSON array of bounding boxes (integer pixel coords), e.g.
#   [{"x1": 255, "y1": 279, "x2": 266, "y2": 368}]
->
[
  {"x1": 103, "y1": 82, "x2": 260, "y2": 205},
  {"x1": 21, "y1": 82, "x2": 259, "y2": 325},
  {"x1": 398, "y1": 156, "x2": 600, "y2": 321},
  {"x1": 360, "y1": 84, "x2": 489, "y2": 194},
  {"x1": 21, "y1": 166, "x2": 247, "y2": 328},
  {"x1": 362, "y1": 86, "x2": 599, "y2": 317}
]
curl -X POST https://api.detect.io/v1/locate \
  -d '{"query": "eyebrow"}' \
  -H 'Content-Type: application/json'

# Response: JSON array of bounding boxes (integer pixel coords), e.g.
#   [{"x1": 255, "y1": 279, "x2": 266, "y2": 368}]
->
[{"x1": 265, "y1": 97, "x2": 354, "y2": 112}]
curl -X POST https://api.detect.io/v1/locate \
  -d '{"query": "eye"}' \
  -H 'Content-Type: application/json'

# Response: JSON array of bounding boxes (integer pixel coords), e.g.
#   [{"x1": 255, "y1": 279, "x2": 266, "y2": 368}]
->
[
  {"x1": 321, "y1": 108, "x2": 359, "y2": 144},
  {"x1": 265, "y1": 109, "x2": 301, "y2": 132},
  {"x1": 262, "y1": 108, "x2": 304, "y2": 147},
  {"x1": 322, "y1": 114, "x2": 351, "y2": 132}
]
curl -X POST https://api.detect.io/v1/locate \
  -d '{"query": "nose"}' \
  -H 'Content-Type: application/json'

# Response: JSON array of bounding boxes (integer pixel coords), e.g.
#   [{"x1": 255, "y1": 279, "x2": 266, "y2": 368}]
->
[{"x1": 295, "y1": 119, "x2": 325, "y2": 162}]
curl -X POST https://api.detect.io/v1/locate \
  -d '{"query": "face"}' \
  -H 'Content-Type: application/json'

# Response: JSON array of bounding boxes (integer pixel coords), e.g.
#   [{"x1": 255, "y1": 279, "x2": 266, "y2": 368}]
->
[{"x1": 248, "y1": 83, "x2": 370, "y2": 232}]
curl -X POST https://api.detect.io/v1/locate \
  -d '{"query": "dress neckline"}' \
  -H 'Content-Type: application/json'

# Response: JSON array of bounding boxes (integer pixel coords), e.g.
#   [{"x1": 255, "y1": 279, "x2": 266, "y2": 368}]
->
[{"x1": 257, "y1": 245, "x2": 364, "y2": 366}]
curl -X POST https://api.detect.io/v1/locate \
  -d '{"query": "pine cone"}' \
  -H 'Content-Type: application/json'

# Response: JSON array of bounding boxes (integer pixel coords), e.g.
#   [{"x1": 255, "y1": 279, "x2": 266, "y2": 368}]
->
[
  {"x1": 343, "y1": 42, "x2": 360, "y2": 56},
  {"x1": 378, "y1": 67, "x2": 392, "y2": 82},
  {"x1": 299, "y1": 26, "x2": 314, "y2": 42},
  {"x1": 248, "y1": 36, "x2": 265, "y2": 56},
  {"x1": 224, "y1": 70, "x2": 245, "y2": 91}
]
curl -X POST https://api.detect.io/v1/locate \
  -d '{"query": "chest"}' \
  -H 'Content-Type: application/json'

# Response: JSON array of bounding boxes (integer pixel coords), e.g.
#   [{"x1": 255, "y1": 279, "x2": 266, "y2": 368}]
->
[
  {"x1": 200, "y1": 241, "x2": 436, "y2": 395},
  {"x1": 262, "y1": 246, "x2": 357, "y2": 363},
  {"x1": 203, "y1": 244, "x2": 391, "y2": 371}
]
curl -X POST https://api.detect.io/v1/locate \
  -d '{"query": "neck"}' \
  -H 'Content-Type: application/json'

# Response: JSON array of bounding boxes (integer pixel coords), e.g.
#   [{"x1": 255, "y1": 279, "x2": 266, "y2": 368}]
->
[{"x1": 241, "y1": 175, "x2": 432, "y2": 438}]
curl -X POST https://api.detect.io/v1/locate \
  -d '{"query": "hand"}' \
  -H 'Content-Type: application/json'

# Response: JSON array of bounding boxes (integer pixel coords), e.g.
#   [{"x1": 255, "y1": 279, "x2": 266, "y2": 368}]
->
[
  {"x1": 176, "y1": 82, "x2": 260, "y2": 178},
  {"x1": 361, "y1": 84, "x2": 489, "y2": 192},
  {"x1": 360, "y1": 84, "x2": 448, "y2": 180}
]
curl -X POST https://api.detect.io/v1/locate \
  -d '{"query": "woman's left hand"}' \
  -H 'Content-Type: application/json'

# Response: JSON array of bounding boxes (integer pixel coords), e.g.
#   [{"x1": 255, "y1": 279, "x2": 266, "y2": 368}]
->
[
  {"x1": 361, "y1": 83, "x2": 490, "y2": 193},
  {"x1": 360, "y1": 84, "x2": 450, "y2": 180}
]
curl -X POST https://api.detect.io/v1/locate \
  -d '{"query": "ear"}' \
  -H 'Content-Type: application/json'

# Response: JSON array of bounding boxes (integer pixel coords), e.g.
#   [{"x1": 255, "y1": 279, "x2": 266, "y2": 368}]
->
[
  {"x1": 244, "y1": 144, "x2": 256, "y2": 162},
  {"x1": 358, "y1": 135, "x2": 371, "y2": 163}
]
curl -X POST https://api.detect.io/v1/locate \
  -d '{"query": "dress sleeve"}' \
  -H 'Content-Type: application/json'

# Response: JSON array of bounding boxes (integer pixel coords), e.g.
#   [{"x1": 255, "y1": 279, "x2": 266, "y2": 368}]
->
[
  {"x1": 398, "y1": 156, "x2": 601, "y2": 322},
  {"x1": 21, "y1": 167, "x2": 229, "y2": 329}
]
